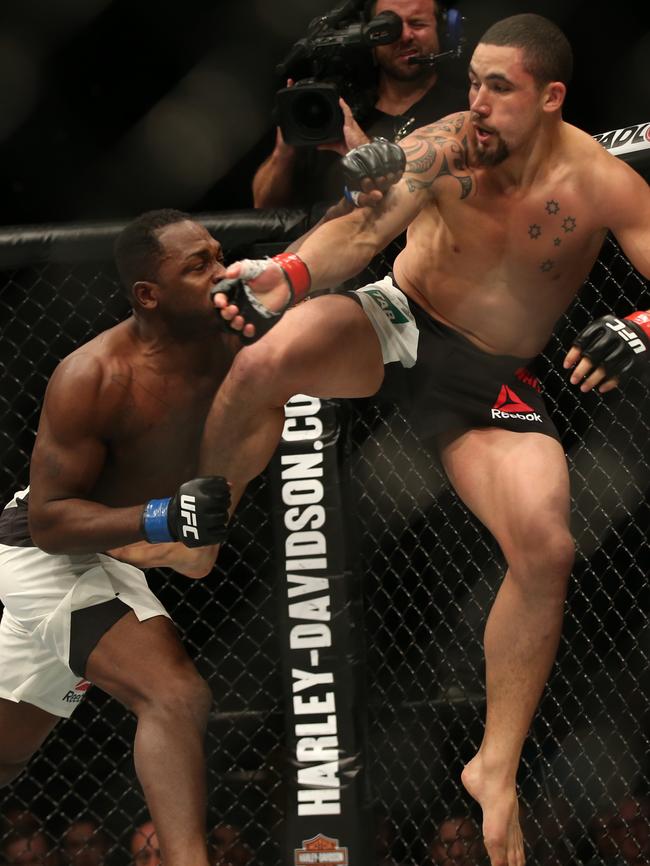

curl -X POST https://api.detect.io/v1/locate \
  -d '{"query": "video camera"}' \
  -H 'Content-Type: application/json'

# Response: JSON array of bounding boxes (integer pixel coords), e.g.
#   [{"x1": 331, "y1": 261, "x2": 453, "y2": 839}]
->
[{"x1": 274, "y1": 0, "x2": 465, "y2": 147}]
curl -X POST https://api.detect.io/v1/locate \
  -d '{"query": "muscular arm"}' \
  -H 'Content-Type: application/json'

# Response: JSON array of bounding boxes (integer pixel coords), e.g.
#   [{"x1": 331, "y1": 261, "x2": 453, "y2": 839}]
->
[
  {"x1": 562, "y1": 155, "x2": 650, "y2": 392},
  {"x1": 286, "y1": 198, "x2": 354, "y2": 254},
  {"x1": 294, "y1": 120, "x2": 471, "y2": 290},
  {"x1": 107, "y1": 541, "x2": 219, "y2": 579},
  {"x1": 603, "y1": 156, "x2": 650, "y2": 279},
  {"x1": 28, "y1": 355, "x2": 147, "y2": 554},
  {"x1": 216, "y1": 115, "x2": 472, "y2": 323}
]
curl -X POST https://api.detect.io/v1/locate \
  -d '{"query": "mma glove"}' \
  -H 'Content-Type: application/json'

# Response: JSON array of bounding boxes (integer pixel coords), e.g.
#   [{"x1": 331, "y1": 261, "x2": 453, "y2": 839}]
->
[
  {"x1": 572, "y1": 310, "x2": 650, "y2": 380},
  {"x1": 211, "y1": 253, "x2": 311, "y2": 344},
  {"x1": 142, "y1": 476, "x2": 230, "y2": 548},
  {"x1": 342, "y1": 137, "x2": 406, "y2": 206}
]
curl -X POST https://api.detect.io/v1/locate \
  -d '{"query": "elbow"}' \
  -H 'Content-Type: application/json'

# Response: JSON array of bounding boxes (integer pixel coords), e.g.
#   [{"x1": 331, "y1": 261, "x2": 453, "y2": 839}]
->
[
  {"x1": 30, "y1": 531, "x2": 66, "y2": 555},
  {"x1": 28, "y1": 501, "x2": 89, "y2": 555},
  {"x1": 28, "y1": 512, "x2": 63, "y2": 554}
]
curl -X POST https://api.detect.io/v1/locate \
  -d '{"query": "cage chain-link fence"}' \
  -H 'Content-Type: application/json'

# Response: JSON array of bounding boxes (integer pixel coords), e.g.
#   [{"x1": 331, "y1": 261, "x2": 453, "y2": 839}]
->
[{"x1": 1, "y1": 221, "x2": 649, "y2": 866}]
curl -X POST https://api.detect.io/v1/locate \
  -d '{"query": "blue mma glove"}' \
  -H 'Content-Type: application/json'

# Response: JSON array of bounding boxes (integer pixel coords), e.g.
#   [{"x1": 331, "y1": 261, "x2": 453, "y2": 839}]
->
[{"x1": 142, "y1": 476, "x2": 230, "y2": 547}]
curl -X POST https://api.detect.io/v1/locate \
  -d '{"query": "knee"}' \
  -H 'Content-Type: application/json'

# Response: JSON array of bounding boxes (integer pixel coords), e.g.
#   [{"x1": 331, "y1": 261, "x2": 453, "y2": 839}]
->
[
  {"x1": 227, "y1": 342, "x2": 291, "y2": 404},
  {"x1": 135, "y1": 670, "x2": 213, "y2": 728},
  {"x1": 508, "y1": 524, "x2": 575, "y2": 588},
  {"x1": 162, "y1": 672, "x2": 213, "y2": 726}
]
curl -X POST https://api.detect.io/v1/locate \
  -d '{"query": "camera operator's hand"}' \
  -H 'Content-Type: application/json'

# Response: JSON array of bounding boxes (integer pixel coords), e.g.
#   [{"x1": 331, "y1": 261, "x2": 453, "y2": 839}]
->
[{"x1": 317, "y1": 98, "x2": 370, "y2": 156}]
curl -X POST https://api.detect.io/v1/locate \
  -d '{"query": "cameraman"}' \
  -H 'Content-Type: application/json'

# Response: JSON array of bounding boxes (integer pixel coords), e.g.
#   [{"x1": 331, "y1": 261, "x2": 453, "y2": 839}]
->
[{"x1": 252, "y1": 0, "x2": 466, "y2": 209}]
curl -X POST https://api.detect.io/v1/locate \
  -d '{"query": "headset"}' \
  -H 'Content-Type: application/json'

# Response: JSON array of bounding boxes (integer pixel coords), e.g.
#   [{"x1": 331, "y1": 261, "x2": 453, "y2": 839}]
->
[
  {"x1": 362, "y1": 0, "x2": 465, "y2": 60},
  {"x1": 440, "y1": 4, "x2": 464, "y2": 58}
]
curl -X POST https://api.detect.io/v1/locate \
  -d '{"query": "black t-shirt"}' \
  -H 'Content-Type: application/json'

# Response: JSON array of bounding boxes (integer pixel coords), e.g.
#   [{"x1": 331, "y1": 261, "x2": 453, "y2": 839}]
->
[{"x1": 291, "y1": 78, "x2": 468, "y2": 209}]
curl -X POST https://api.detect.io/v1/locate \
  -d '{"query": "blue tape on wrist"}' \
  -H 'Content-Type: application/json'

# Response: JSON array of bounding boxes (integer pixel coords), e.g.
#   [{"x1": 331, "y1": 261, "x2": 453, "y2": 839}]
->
[
  {"x1": 343, "y1": 186, "x2": 361, "y2": 207},
  {"x1": 142, "y1": 498, "x2": 173, "y2": 543}
]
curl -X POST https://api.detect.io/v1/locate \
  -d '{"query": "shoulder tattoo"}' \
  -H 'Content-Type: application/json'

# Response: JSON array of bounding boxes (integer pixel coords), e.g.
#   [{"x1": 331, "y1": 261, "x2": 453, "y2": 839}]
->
[{"x1": 402, "y1": 130, "x2": 473, "y2": 199}]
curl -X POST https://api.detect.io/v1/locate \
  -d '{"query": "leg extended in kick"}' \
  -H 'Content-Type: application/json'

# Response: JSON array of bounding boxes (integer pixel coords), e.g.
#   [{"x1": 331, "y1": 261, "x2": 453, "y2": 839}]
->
[
  {"x1": 440, "y1": 428, "x2": 575, "y2": 866},
  {"x1": 199, "y1": 293, "x2": 385, "y2": 510}
]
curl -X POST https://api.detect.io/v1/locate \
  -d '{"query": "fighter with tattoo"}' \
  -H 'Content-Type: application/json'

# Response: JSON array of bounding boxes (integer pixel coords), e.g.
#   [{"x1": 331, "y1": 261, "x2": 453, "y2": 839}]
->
[{"x1": 199, "y1": 14, "x2": 650, "y2": 866}]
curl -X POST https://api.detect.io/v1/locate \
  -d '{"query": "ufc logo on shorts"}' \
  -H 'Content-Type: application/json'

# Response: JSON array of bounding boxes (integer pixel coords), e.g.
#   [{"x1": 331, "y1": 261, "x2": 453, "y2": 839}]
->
[
  {"x1": 179, "y1": 494, "x2": 199, "y2": 540},
  {"x1": 606, "y1": 319, "x2": 647, "y2": 354}
]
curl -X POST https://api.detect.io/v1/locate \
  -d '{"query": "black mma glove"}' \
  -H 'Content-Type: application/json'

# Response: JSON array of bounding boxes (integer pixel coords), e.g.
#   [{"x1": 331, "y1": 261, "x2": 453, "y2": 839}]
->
[
  {"x1": 342, "y1": 137, "x2": 406, "y2": 205},
  {"x1": 142, "y1": 476, "x2": 230, "y2": 548},
  {"x1": 572, "y1": 310, "x2": 650, "y2": 379},
  {"x1": 212, "y1": 253, "x2": 311, "y2": 345}
]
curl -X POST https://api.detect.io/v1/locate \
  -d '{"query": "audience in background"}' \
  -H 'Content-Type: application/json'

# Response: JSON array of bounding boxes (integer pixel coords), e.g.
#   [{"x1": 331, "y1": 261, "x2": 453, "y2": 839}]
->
[
  {"x1": 2, "y1": 799, "x2": 649, "y2": 866},
  {"x1": 521, "y1": 794, "x2": 581, "y2": 865},
  {"x1": 61, "y1": 818, "x2": 110, "y2": 866},
  {"x1": 427, "y1": 813, "x2": 488, "y2": 866},
  {"x1": 129, "y1": 821, "x2": 161, "y2": 866},
  {"x1": 586, "y1": 795, "x2": 650, "y2": 866},
  {"x1": 1, "y1": 812, "x2": 59, "y2": 866},
  {"x1": 207, "y1": 823, "x2": 252, "y2": 866}
]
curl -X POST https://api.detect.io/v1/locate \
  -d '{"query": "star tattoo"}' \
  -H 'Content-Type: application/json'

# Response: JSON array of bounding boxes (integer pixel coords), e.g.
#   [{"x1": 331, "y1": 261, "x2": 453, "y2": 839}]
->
[
  {"x1": 562, "y1": 216, "x2": 577, "y2": 233},
  {"x1": 529, "y1": 224, "x2": 542, "y2": 239},
  {"x1": 545, "y1": 200, "x2": 560, "y2": 215}
]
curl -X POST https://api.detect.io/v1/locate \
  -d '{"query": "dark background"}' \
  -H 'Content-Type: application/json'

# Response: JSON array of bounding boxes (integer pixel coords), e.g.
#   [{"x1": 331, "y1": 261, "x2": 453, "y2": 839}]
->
[{"x1": 0, "y1": 0, "x2": 648, "y2": 228}]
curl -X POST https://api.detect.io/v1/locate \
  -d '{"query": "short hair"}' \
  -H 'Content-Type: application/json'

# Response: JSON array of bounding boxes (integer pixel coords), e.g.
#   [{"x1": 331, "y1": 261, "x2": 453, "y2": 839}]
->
[
  {"x1": 479, "y1": 13, "x2": 573, "y2": 86},
  {"x1": 113, "y1": 208, "x2": 191, "y2": 303},
  {"x1": 364, "y1": 0, "x2": 441, "y2": 25}
]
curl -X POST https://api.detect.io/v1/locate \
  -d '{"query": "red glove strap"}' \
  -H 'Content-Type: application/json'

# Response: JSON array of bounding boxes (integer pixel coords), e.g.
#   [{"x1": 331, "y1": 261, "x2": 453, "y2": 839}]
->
[
  {"x1": 625, "y1": 310, "x2": 650, "y2": 339},
  {"x1": 272, "y1": 253, "x2": 311, "y2": 303}
]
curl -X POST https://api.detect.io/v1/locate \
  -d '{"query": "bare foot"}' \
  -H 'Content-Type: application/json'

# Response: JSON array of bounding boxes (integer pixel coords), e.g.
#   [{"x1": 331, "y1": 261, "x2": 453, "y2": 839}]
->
[{"x1": 461, "y1": 755, "x2": 526, "y2": 866}]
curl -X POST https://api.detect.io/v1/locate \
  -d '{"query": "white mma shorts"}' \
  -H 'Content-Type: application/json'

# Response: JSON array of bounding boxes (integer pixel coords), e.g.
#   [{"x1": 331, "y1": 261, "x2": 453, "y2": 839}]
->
[{"x1": 0, "y1": 543, "x2": 169, "y2": 718}]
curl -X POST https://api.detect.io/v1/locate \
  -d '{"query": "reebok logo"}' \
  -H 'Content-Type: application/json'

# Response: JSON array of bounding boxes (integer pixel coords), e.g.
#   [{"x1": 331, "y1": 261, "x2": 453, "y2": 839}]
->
[
  {"x1": 62, "y1": 679, "x2": 91, "y2": 704},
  {"x1": 179, "y1": 493, "x2": 199, "y2": 540},
  {"x1": 491, "y1": 385, "x2": 541, "y2": 422}
]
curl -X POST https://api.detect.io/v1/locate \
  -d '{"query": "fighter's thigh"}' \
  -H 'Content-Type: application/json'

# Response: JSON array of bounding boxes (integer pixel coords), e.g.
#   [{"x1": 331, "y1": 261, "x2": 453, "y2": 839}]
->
[
  {"x1": 255, "y1": 294, "x2": 385, "y2": 398},
  {"x1": 440, "y1": 428, "x2": 571, "y2": 544},
  {"x1": 85, "y1": 613, "x2": 199, "y2": 709},
  {"x1": 0, "y1": 698, "x2": 59, "y2": 764}
]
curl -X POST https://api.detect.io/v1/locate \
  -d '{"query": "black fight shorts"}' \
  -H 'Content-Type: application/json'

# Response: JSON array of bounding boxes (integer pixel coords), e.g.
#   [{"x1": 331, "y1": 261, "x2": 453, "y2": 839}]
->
[{"x1": 347, "y1": 275, "x2": 560, "y2": 443}]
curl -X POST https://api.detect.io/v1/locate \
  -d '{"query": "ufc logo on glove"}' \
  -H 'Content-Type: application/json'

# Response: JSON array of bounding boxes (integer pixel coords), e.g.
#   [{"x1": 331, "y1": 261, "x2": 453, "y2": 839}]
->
[
  {"x1": 179, "y1": 494, "x2": 199, "y2": 540},
  {"x1": 605, "y1": 319, "x2": 647, "y2": 354}
]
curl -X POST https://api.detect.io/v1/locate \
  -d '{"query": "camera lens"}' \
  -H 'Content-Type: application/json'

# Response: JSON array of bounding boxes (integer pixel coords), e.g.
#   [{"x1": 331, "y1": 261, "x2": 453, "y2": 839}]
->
[
  {"x1": 292, "y1": 92, "x2": 334, "y2": 132},
  {"x1": 276, "y1": 81, "x2": 343, "y2": 145}
]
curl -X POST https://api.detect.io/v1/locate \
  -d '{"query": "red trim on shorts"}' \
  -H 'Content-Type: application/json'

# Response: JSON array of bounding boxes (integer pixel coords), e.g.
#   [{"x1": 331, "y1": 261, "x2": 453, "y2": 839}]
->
[{"x1": 515, "y1": 366, "x2": 541, "y2": 392}]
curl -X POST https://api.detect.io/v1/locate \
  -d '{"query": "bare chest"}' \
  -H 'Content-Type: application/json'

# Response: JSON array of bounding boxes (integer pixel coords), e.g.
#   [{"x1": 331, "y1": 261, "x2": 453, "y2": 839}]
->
[
  {"x1": 453, "y1": 185, "x2": 599, "y2": 279},
  {"x1": 404, "y1": 180, "x2": 607, "y2": 355},
  {"x1": 96, "y1": 368, "x2": 221, "y2": 502}
]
